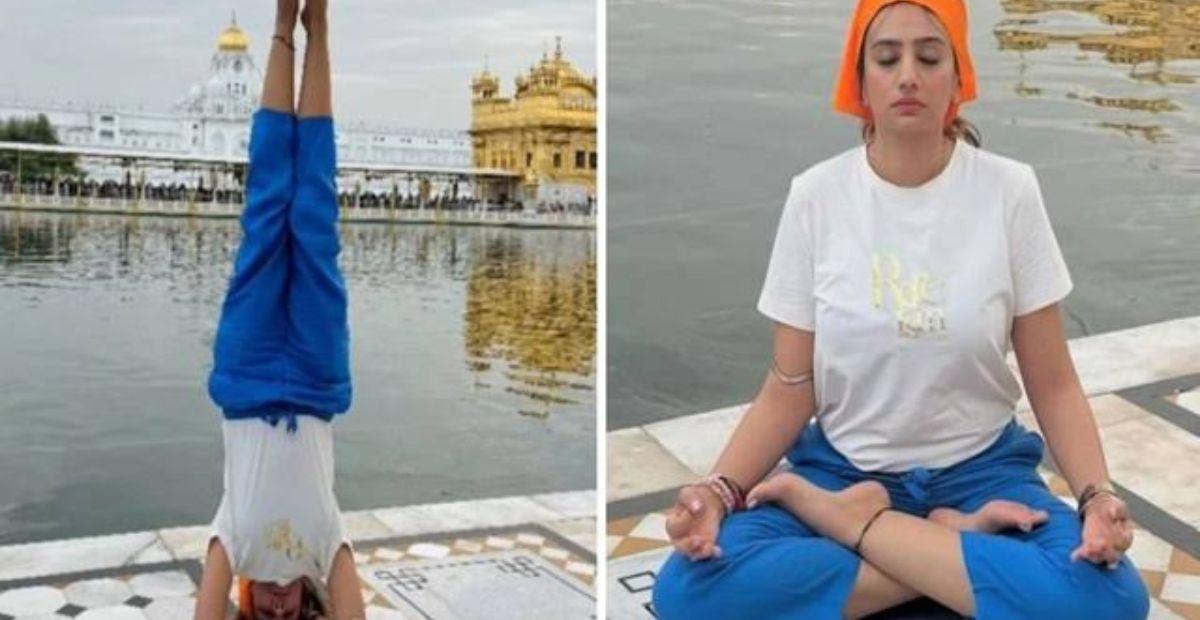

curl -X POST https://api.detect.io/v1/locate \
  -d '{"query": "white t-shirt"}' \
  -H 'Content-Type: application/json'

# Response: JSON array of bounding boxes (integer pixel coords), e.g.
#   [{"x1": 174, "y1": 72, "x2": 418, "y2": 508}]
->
[
  {"x1": 758, "y1": 140, "x2": 1073, "y2": 472},
  {"x1": 210, "y1": 416, "x2": 349, "y2": 585}
]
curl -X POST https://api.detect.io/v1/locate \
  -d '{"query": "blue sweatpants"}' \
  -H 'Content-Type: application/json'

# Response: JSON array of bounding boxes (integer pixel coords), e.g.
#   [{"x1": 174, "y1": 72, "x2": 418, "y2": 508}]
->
[
  {"x1": 208, "y1": 108, "x2": 351, "y2": 425},
  {"x1": 653, "y1": 420, "x2": 1150, "y2": 620}
]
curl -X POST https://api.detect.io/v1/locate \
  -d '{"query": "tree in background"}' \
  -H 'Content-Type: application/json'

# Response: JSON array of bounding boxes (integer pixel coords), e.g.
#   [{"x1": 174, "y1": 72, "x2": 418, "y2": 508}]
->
[{"x1": 0, "y1": 115, "x2": 82, "y2": 180}]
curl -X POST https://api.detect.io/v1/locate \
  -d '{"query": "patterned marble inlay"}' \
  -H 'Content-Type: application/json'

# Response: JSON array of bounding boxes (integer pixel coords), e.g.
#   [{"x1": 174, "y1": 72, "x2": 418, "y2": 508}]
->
[
  {"x1": 1166, "y1": 387, "x2": 1200, "y2": 417},
  {"x1": 0, "y1": 522, "x2": 597, "y2": 620},
  {"x1": 0, "y1": 570, "x2": 196, "y2": 620}
]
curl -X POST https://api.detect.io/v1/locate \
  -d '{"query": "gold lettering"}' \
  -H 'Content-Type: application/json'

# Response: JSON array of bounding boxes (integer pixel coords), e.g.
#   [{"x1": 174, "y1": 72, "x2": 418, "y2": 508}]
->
[
  {"x1": 872, "y1": 252, "x2": 905, "y2": 309},
  {"x1": 872, "y1": 251, "x2": 946, "y2": 337}
]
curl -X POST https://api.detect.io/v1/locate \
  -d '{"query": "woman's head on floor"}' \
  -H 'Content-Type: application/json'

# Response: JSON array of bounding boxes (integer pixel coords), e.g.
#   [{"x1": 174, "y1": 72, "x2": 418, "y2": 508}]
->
[
  {"x1": 240, "y1": 576, "x2": 328, "y2": 620},
  {"x1": 836, "y1": 0, "x2": 981, "y2": 146}
]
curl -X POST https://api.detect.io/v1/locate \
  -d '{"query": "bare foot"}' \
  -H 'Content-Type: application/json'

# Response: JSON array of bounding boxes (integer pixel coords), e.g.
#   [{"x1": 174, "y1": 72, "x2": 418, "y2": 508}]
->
[
  {"x1": 301, "y1": 0, "x2": 328, "y2": 32},
  {"x1": 929, "y1": 500, "x2": 1049, "y2": 534},
  {"x1": 747, "y1": 474, "x2": 891, "y2": 548},
  {"x1": 276, "y1": 0, "x2": 299, "y2": 32}
]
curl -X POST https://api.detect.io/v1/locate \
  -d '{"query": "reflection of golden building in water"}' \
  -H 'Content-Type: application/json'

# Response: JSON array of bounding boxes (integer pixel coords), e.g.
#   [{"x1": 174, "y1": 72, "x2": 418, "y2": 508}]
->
[
  {"x1": 996, "y1": 0, "x2": 1200, "y2": 142},
  {"x1": 999, "y1": 0, "x2": 1200, "y2": 70},
  {"x1": 470, "y1": 38, "x2": 597, "y2": 206},
  {"x1": 463, "y1": 235, "x2": 596, "y2": 419}
]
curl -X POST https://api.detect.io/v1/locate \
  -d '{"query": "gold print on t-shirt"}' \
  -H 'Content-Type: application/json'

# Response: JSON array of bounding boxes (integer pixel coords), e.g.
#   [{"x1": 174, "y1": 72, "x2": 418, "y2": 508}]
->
[
  {"x1": 265, "y1": 519, "x2": 308, "y2": 561},
  {"x1": 871, "y1": 251, "x2": 947, "y2": 338}
]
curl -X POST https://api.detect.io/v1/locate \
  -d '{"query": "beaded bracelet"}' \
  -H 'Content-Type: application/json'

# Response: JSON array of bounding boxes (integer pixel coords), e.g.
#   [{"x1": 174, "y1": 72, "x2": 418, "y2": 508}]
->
[
  {"x1": 701, "y1": 474, "x2": 736, "y2": 515},
  {"x1": 715, "y1": 474, "x2": 747, "y2": 511},
  {"x1": 696, "y1": 473, "x2": 746, "y2": 515}
]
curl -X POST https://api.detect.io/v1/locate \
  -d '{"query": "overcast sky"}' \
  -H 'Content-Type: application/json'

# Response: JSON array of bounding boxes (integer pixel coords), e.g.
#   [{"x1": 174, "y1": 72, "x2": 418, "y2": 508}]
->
[{"x1": 1, "y1": 0, "x2": 596, "y2": 130}]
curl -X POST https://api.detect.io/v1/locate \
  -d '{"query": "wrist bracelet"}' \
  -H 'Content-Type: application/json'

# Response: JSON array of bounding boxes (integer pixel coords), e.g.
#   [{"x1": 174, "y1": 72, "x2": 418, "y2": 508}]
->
[
  {"x1": 1077, "y1": 481, "x2": 1119, "y2": 520},
  {"x1": 700, "y1": 475, "x2": 736, "y2": 515},
  {"x1": 1077, "y1": 482, "x2": 1116, "y2": 509},
  {"x1": 1078, "y1": 490, "x2": 1121, "y2": 520},
  {"x1": 715, "y1": 474, "x2": 747, "y2": 511}
]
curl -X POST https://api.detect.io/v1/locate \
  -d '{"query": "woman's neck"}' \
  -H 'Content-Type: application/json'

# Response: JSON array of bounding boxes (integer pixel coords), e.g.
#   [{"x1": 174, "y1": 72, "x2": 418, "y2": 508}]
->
[{"x1": 866, "y1": 131, "x2": 955, "y2": 187}]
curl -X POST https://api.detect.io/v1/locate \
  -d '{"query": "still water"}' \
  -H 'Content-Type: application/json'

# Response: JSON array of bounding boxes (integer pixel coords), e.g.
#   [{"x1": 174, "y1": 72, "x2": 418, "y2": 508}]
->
[
  {"x1": 0, "y1": 211, "x2": 595, "y2": 544},
  {"x1": 609, "y1": 0, "x2": 1200, "y2": 428}
]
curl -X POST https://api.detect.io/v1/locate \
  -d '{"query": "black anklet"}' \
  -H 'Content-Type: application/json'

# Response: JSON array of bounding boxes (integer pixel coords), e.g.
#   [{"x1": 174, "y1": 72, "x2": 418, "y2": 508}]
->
[
  {"x1": 853, "y1": 506, "x2": 891, "y2": 556},
  {"x1": 272, "y1": 34, "x2": 295, "y2": 51}
]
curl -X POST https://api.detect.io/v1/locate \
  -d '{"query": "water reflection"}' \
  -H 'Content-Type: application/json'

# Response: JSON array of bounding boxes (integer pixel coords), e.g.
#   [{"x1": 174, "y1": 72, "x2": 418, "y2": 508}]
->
[
  {"x1": 464, "y1": 235, "x2": 596, "y2": 419},
  {"x1": 0, "y1": 210, "x2": 595, "y2": 542},
  {"x1": 0, "y1": 210, "x2": 596, "y2": 419},
  {"x1": 999, "y1": 1, "x2": 1200, "y2": 65},
  {"x1": 995, "y1": 0, "x2": 1200, "y2": 145}
]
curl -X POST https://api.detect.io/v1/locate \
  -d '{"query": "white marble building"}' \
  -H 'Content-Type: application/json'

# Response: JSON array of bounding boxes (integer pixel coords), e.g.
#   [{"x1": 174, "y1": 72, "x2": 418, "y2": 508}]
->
[{"x1": 0, "y1": 16, "x2": 472, "y2": 177}]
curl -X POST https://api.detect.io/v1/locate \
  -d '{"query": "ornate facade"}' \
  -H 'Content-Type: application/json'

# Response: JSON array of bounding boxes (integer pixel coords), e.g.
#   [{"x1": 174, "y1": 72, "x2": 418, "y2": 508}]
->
[
  {"x1": 0, "y1": 15, "x2": 472, "y2": 184},
  {"x1": 470, "y1": 38, "x2": 596, "y2": 206}
]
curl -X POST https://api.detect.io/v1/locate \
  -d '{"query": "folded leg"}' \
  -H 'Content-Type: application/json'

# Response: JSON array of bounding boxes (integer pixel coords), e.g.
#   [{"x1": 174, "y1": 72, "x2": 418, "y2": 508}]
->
[
  {"x1": 654, "y1": 464, "x2": 869, "y2": 620},
  {"x1": 957, "y1": 481, "x2": 1150, "y2": 620},
  {"x1": 654, "y1": 503, "x2": 862, "y2": 620}
]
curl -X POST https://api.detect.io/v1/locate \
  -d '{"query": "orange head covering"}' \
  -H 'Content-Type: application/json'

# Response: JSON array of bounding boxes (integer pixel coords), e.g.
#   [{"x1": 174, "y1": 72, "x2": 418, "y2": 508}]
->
[
  {"x1": 833, "y1": 0, "x2": 977, "y2": 123},
  {"x1": 238, "y1": 578, "x2": 255, "y2": 618}
]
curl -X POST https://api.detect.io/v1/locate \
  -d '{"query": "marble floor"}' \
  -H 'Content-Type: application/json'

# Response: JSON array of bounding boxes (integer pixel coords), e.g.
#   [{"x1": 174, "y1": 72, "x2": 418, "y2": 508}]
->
[
  {"x1": 0, "y1": 490, "x2": 595, "y2": 620},
  {"x1": 607, "y1": 316, "x2": 1200, "y2": 619}
]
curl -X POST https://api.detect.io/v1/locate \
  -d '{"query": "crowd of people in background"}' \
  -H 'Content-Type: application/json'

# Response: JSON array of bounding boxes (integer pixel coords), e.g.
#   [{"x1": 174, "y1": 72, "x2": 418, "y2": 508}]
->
[
  {"x1": 0, "y1": 172, "x2": 596, "y2": 216},
  {"x1": 0, "y1": 175, "x2": 245, "y2": 204}
]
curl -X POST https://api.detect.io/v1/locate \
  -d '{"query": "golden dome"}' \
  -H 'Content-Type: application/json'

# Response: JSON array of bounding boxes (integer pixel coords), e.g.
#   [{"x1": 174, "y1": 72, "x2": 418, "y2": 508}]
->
[{"x1": 217, "y1": 14, "x2": 249, "y2": 52}]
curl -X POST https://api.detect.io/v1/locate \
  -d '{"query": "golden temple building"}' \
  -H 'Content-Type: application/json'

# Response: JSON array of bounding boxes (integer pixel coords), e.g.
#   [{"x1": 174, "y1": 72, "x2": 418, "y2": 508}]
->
[
  {"x1": 470, "y1": 38, "x2": 597, "y2": 208},
  {"x1": 217, "y1": 16, "x2": 250, "y2": 52}
]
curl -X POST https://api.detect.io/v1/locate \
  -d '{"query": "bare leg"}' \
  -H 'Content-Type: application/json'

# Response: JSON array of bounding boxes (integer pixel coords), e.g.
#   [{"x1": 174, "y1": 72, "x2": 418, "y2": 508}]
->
[
  {"x1": 285, "y1": 0, "x2": 351, "y2": 415},
  {"x1": 844, "y1": 561, "x2": 920, "y2": 620},
  {"x1": 750, "y1": 476, "x2": 1056, "y2": 617},
  {"x1": 750, "y1": 477, "x2": 974, "y2": 614},
  {"x1": 262, "y1": 0, "x2": 299, "y2": 113},
  {"x1": 297, "y1": 0, "x2": 332, "y2": 118},
  {"x1": 842, "y1": 500, "x2": 1051, "y2": 619},
  {"x1": 207, "y1": 1, "x2": 300, "y2": 414}
]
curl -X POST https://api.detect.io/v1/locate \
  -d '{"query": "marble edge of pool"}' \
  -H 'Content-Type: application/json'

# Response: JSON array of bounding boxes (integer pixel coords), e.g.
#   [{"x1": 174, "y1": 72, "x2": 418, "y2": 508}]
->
[
  {"x1": 0, "y1": 202, "x2": 596, "y2": 230},
  {"x1": 607, "y1": 315, "x2": 1200, "y2": 526},
  {"x1": 0, "y1": 489, "x2": 597, "y2": 583}
]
